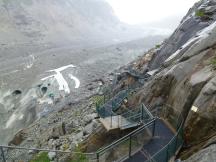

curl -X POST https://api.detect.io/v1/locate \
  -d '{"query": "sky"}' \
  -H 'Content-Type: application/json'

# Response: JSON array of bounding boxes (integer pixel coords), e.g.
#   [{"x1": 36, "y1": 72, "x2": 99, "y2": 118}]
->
[{"x1": 106, "y1": 0, "x2": 199, "y2": 25}]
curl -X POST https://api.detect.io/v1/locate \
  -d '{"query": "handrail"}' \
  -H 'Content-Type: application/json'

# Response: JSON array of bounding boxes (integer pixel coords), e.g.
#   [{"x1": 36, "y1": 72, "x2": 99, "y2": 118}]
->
[
  {"x1": 142, "y1": 104, "x2": 154, "y2": 119},
  {"x1": 1, "y1": 115, "x2": 183, "y2": 162},
  {"x1": 96, "y1": 89, "x2": 130, "y2": 118},
  {"x1": 147, "y1": 114, "x2": 184, "y2": 161},
  {"x1": 0, "y1": 119, "x2": 156, "y2": 157},
  {"x1": 0, "y1": 145, "x2": 95, "y2": 155},
  {"x1": 125, "y1": 113, "x2": 141, "y2": 121},
  {"x1": 121, "y1": 107, "x2": 140, "y2": 118},
  {"x1": 96, "y1": 118, "x2": 156, "y2": 154}
]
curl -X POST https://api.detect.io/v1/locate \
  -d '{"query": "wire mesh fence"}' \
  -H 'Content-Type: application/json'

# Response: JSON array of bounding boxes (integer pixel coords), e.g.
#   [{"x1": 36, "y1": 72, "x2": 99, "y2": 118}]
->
[
  {"x1": 146, "y1": 115, "x2": 184, "y2": 162},
  {"x1": 95, "y1": 114, "x2": 184, "y2": 162},
  {"x1": 0, "y1": 146, "x2": 97, "y2": 162},
  {"x1": 100, "y1": 104, "x2": 155, "y2": 130},
  {"x1": 95, "y1": 119, "x2": 155, "y2": 162},
  {"x1": 95, "y1": 89, "x2": 130, "y2": 118},
  {"x1": 0, "y1": 115, "x2": 183, "y2": 162},
  {"x1": 146, "y1": 127, "x2": 184, "y2": 162}
]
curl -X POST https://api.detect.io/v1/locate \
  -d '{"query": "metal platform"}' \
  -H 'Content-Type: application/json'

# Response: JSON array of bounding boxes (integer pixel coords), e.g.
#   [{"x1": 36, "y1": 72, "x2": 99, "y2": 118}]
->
[{"x1": 99, "y1": 115, "x2": 139, "y2": 131}]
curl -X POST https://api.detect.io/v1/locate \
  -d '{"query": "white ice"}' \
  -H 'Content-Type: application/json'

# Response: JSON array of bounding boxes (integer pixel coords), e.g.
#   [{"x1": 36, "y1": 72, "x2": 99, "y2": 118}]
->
[
  {"x1": 5, "y1": 113, "x2": 24, "y2": 128},
  {"x1": 68, "y1": 74, "x2": 80, "y2": 89},
  {"x1": 41, "y1": 64, "x2": 80, "y2": 94},
  {"x1": 165, "y1": 21, "x2": 216, "y2": 63}
]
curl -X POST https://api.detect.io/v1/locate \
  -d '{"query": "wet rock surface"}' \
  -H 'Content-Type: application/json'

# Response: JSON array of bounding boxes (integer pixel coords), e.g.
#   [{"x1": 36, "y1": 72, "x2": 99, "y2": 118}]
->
[
  {"x1": 105, "y1": 0, "x2": 216, "y2": 161},
  {"x1": 148, "y1": 0, "x2": 216, "y2": 70},
  {"x1": 0, "y1": 39, "x2": 159, "y2": 144},
  {"x1": 0, "y1": 0, "x2": 166, "y2": 144},
  {"x1": 3, "y1": 0, "x2": 216, "y2": 161},
  {"x1": 183, "y1": 144, "x2": 216, "y2": 162}
]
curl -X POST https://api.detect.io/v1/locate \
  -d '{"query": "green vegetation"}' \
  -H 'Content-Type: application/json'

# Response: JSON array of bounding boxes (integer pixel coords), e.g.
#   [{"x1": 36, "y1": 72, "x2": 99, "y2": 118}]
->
[
  {"x1": 30, "y1": 152, "x2": 50, "y2": 162},
  {"x1": 155, "y1": 44, "x2": 161, "y2": 49},
  {"x1": 30, "y1": 147, "x2": 89, "y2": 162},
  {"x1": 210, "y1": 57, "x2": 216, "y2": 70},
  {"x1": 70, "y1": 152, "x2": 88, "y2": 162},
  {"x1": 70, "y1": 146, "x2": 89, "y2": 162},
  {"x1": 62, "y1": 143, "x2": 70, "y2": 151},
  {"x1": 91, "y1": 95, "x2": 105, "y2": 109},
  {"x1": 195, "y1": 10, "x2": 205, "y2": 17}
]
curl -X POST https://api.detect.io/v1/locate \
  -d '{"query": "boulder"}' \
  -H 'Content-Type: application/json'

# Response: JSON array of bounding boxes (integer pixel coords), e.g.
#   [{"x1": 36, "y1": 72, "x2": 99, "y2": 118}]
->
[
  {"x1": 8, "y1": 129, "x2": 27, "y2": 145},
  {"x1": 83, "y1": 113, "x2": 97, "y2": 125},
  {"x1": 48, "y1": 152, "x2": 56, "y2": 160},
  {"x1": 65, "y1": 120, "x2": 78, "y2": 134},
  {"x1": 184, "y1": 76, "x2": 216, "y2": 144},
  {"x1": 49, "y1": 122, "x2": 66, "y2": 139}
]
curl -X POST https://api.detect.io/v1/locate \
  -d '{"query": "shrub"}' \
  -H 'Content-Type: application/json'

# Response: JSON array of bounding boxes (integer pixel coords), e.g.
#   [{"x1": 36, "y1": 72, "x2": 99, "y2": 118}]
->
[
  {"x1": 210, "y1": 58, "x2": 216, "y2": 70},
  {"x1": 30, "y1": 152, "x2": 50, "y2": 162},
  {"x1": 195, "y1": 10, "x2": 205, "y2": 17},
  {"x1": 69, "y1": 146, "x2": 88, "y2": 162},
  {"x1": 155, "y1": 44, "x2": 161, "y2": 48}
]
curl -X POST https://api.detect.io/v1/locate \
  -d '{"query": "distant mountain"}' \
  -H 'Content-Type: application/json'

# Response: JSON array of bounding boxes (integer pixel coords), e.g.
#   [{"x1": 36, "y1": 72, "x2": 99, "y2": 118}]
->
[
  {"x1": 0, "y1": 0, "x2": 167, "y2": 46},
  {"x1": 0, "y1": 0, "x2": 118, "y2": 44}
]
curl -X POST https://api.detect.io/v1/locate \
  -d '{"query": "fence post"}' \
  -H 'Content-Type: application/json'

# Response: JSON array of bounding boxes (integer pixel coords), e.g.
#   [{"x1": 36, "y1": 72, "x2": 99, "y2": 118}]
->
[
  {"x1": 110, "y1": 114, "x2": 113, "y2": 128},
  {"x1": 141, "y1": 104, "x2": 144, "y2": 122},
  {"x1": 56, "y1": 152, "x2": 59, "y2": 162},
  {"x1": 0, "y1": 146, "x2": 6, "y2": 162},
  {"x1": 152, "y1": 119, "x2": 156, "y2": 137},
  {"x1": 175, "y1": 135, "x2": 178, "y2": 153},
  {"x1": 97, "y1": 153, "x2": 99, "y2": 162},
  {"x1": 166, "y1": 145, "x2": 169, "y2": 162},
  {"x1": 118, "y1": 115, "x2": 120, "y2": 128},
  {"x1": 129, "y1": 136, "x2": 132, "y2": 158}
]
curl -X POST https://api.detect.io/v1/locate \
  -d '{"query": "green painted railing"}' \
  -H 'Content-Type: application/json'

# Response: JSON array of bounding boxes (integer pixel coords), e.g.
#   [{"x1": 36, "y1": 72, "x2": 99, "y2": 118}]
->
[
  {"x1": 0, "y1": 115, "x2": 184, "y2": 162},
  {"x1": 146, "y1": 115, "x2": 184, "y2": 162},
  {"x1": 95, "y1": 89, "x2": 130, "y2": 118},
  {"x1": 95, "y1": 118, "x2": 156, "y2": 162},
  {"x1": 107, "y1": 104, "x2": 154, "y2": 129}
]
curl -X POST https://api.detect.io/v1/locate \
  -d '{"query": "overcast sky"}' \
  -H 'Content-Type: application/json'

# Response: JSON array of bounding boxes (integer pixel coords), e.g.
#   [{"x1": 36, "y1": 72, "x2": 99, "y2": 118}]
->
[{"x1": 106, "y1": 0, "x2": 198, "y2": 25}]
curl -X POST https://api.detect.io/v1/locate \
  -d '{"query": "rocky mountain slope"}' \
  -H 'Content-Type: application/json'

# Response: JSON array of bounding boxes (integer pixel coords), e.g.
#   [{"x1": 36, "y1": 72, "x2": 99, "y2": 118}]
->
[
  {"x1": 4, "y1": 0, "x2": 216, "y2": 161},
  {"x1": 113, "y1": 0, "x2": 216, "y2": 160},
  {"x1": 0, "y1": 0, "x2": 120, "y2": 44},
  {"x1": 0, "y1": 0, "x2": 168, "y2": 145},
  {"x1": 0, "y1": 0, "x2": 162, "y2": 46}
]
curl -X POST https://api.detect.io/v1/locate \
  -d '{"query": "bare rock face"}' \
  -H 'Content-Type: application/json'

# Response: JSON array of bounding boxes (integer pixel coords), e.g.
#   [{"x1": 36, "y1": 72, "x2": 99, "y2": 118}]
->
[
  {"x1": 8, "y1": 129, "x2": 27, "y2": 145},
  {"x1": 136, "y1": 39, "x2": 216, "y2": 160},
  {"x1": 114, "y1": 0, "x2": 216, "y2": 160},
  {"x1": 183, "y1": 144, "x2": 216, "y2": 162},
  {"x1": 0, "y1": 0, "x2": 120, "y2": 44},
  {"x1": 184, "y1": 76, "x2": 216, "y2": 144},
  {"x1": 136, "y1": 47, "x2": 215, "y2": 118},
  {"x1": 48, "y1": 122, "x2": 66, "y2": 139},
  {"x1": 148, "y1": 0, "x2": 216, "y2": 70}
]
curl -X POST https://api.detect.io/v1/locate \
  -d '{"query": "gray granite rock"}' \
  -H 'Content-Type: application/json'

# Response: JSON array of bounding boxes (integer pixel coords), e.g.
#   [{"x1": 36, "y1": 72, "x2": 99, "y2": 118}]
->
[{"x1": 183, "y1": 145, "x2": 216, "y2": 162}]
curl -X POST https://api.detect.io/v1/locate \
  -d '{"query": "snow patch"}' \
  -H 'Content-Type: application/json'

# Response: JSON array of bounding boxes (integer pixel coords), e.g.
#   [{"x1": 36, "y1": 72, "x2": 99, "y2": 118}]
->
[
  {"x1": 68, "y1": 74, "x2": 80, "y2": 89},
  {"x1": 5, "y1": 113, "x2": 24, "y2": 128},
  {"x1": 41, "y1": 64, "x2": 80, "y2": 94},
  {"x1": 165, "y1": 21, "x2": 216, "y2": 63},
  {"x1": 24, "y1": 55, "x2": 35, "y2": 69}
]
